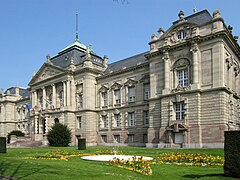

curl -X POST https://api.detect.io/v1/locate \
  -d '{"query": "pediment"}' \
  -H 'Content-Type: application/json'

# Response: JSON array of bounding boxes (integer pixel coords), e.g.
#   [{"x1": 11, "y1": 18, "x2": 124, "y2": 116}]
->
[
  {"x1": 29, "y1": 63, "x2": 65, "y2": 86},
  {"x1": 162, "y1": 21, "x2": 197, "y2": 43},
  {"x1": 124, "y1": 78, "x2": 137, "y2": 87},
  {"x1": 111, "y1": 82, "x2": 122, "y2": 90},
  {"x1": 99, "y1": 85, "x2": 109, "y2": 93}
]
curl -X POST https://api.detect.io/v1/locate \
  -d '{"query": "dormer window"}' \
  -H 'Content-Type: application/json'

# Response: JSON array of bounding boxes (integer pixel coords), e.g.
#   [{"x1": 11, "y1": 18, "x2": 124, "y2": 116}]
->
[{"x1": 177, "y1": 31, "x2": 186, "y2": 40}]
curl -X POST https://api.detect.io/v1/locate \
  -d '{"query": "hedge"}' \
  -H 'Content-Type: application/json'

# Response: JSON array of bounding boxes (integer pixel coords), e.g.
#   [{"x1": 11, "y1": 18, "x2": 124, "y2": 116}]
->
[{"x1": 224, "y1": 131, "x2": 240, "y2": 178}]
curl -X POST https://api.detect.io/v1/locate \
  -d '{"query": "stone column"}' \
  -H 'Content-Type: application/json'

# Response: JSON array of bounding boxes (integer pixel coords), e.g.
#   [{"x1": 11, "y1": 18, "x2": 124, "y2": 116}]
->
[
  {"x1": 71, "y1": 79, "x2": 76, "y2": 107},
  {"x1": 42, "y1": 87, "x2": 46, "y2": 109},
  {"x1": 45, "y1": 117, "x2": 48, "y2": 133},
  {"x1": 191, "y1": 42, "x2": 199, "y2": 88},
  {"x1": 34, "y1": 91, "x2": 38, "y2": 108},
  {"x1": 34, "y1": 116, "x2": 38, "y2": 134},
  {"x1": 31, "y1": 91, "x2": 35, "y2": 108},
  {"x1": 162, "y1": 51, "x2": 170, "y2": 94},
  {"x1": 63, "y1": 81, "x2": 66, "y2": 107},
  {"x1": 67, "y1": 80, "x2": 71, "y2": 106},
  {"x1": 52, "y1": 84, "x2": 56, "y2": 109}
]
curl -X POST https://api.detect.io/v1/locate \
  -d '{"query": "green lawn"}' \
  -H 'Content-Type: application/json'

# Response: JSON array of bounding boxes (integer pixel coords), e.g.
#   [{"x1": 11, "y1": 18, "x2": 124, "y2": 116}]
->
[{"x1": 0, "y1": 146, "x2": 235, "y2": 180}]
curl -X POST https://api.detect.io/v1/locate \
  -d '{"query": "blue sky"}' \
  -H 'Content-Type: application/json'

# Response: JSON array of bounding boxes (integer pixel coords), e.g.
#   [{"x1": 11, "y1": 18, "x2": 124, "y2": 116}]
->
[{"x1": 1, "y1": 0, "x2": 240, "y2": 91}]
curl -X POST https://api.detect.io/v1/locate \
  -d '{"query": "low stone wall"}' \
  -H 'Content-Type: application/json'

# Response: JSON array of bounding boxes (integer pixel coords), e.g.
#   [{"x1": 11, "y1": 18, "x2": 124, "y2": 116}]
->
[{"x1": 10, "y1": 135, "x2": 31, "y2": 144}]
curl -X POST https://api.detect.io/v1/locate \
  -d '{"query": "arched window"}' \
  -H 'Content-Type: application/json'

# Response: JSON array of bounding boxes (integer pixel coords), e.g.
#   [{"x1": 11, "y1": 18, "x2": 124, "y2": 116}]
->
[
  {"x1": 173, "y1": 58, "x2": 191, "y2": 89},
  {"x1": 54, "y1": 118, "x2": 59, "y2": 124}
]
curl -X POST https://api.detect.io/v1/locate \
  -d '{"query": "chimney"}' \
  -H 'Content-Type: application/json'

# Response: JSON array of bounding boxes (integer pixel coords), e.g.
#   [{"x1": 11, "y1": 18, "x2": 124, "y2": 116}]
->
[{"x1": 15, "y1": 86, "x2": 19, "y2": 96}]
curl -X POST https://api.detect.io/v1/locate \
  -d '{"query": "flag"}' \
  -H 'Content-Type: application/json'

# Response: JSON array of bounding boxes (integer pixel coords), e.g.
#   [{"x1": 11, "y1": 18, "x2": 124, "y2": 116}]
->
[{"x1": 25, "y1": 103, "x2": 31, "y2": 111}]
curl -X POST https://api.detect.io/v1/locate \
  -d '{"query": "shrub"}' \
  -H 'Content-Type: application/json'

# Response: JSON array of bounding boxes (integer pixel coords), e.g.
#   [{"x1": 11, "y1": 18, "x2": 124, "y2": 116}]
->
[
  {"x1": 224, "y1": 131, "x2": 240, "y2": 178},
  {"x1": 7, "y1": 130, "x2": 25, "y2": 143},
  {"x1": 47, "y1": 123, "x2": 72, "y2": 146}
]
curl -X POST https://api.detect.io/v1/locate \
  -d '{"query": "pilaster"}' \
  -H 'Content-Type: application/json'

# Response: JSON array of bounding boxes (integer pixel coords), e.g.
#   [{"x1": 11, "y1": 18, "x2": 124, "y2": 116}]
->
[
  {"x1": 67, "y1": 80, "x2": 71, "y2": 106},
  {"x1": 42, "y1": 87, "x2": 46, "y2": 109},
  {"x1": 191, "y1": 42, "x2": 200, "y2": 89},
  {"x1": 162, "y1": 51, "x2": 170, "y2": 94},
  {"x1": 52, "y1": 84, "x2": 56, "y2": 108}
]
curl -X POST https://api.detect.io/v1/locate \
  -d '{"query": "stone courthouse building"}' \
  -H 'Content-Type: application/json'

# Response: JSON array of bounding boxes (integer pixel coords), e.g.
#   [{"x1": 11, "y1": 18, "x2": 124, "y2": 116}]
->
[{"x1": 1, "y1": 9, "x2": 240, "y2": 148}]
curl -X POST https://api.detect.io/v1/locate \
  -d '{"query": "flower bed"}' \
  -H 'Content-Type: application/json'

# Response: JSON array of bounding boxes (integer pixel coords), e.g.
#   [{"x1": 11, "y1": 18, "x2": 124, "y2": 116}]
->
[
  {"x1": 29, "y1": 150, "x2": 92, "y2": 160},
  {"x1": 156, "y1": 152, "x2": 224, "y2": 166},
  {"x1": 109, "y1": 156, "x2": 152, "y2": 175}
]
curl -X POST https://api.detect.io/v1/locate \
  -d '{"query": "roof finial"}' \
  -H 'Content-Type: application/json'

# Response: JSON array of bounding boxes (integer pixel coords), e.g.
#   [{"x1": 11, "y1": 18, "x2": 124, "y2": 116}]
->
[
  {"x1": 76, "y1": 13, "x2": 79, "y2": 41},
  {"x1": 193, "y1": 0, "x2": 197, "y2": 13}
]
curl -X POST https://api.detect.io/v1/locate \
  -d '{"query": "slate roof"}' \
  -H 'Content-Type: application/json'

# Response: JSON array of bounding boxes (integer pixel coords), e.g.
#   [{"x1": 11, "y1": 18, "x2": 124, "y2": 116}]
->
[
  {"x1": 50, "y1": 39, "x2": 104, "y2": 68},
  {"x1": 173, "y1": 9, "x2": 212, "y2": 25},
  {"x1": 104, "y1": 51, "x2": 148, "y2": 75},
  {"x1": 5, "y1": 87, "x2": 30, "y2": 98}
]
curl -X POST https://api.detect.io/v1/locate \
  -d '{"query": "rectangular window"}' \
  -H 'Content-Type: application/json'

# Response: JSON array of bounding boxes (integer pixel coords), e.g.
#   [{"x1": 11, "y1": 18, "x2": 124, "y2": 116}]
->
[
  {"x1": 102, "y1": 115, "x2": 108, "y2": 128},
  {"x1": 101, "y1": 135, "x2": 107, "y2": 143},
  {"x1": 128, "y1": 112, "x2": 135, "y2": 127},
  {"x1": 77, "y1": 116, "x2": 82, "y2": 129},
  {"x1": 102, "y1": 92, "x2": 108, "y2": 107},
  {"x1": 175, "y1": 102, "x2": 185, "y2": 120},
  {"x1": 143, "y1": 110, "x2": 149, "y2": 125},
  {"x1": 79, "y1": 95, "x2": 83, "y2": 108},
  {"x1": 115, "y1": 114, "x2": 121, "y2": 127},
  {"x1": 143, "y1": 84, "x2": 150, "y2": 100},
  {"x1": 114, "y1": 89, "x2": 121, "y2": 105},
  {"x1": 128, "y1": 87, "x2": 135, "y2": 102},
  {"x1": 114, "y1": 135, "x2": 120, "y2": 143},
  {"x1": 128, "y1": 134, "x2": 134, "y2": 143},
  {"x1": 177, "y1": 69, "x2": 188, "y2": 87}
]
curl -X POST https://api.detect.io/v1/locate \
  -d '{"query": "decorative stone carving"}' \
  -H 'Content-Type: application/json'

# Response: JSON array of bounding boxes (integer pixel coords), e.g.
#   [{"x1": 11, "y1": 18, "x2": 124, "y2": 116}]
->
[
  {"x1": 99, "y1": 85, "x2": 109, "y2": 93},
  {"x1": 68, "y1": 58, "x2": 76, "y2": 72},
  {"x1": 233, "y1": 61, "x2": 240, "y2": 76},
  {"x1": 190, "y1": 42, "x2": 199, "y2": 53},
  {"x1": 226, "y1": 55, "x2": 233, "y2": 69},
  {"x1": 111, "y1": 82, "x2": 122, "y2": 90},
  {"x1": 114, "y1": 109, "x2": 120, "y2": 115},
  {"x1": 124, "y1": 78, "x2": 137, "y2": 87},
  {"x1": 76, "y1": 84, "x2": 83, "y2": 94},
  {"x1": 36, "y1": 67, "x2": 61, "y2": 82},
  {"x1": 162, "y1": 50, "x2": 169, "y2": 61},
  {"x1": 173, "y1": 58, "x2": 190, "y2": 69},
  {"x1": 213, "y1": 10, "x2": 221, "y2": 19},
  {"x1": 172, "y1": 84, "x2": 190, "y2": 93}
]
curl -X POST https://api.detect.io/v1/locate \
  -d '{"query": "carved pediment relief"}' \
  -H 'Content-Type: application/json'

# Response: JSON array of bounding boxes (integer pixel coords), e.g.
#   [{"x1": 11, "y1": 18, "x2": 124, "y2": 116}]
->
[
  {"x1": 169, "y1": 25, "x2": 192, "y2": 43},
  {"x1": 111, "y1": 82, "x2": 122, "y2": 90},
  {"x1": 29, "y1": 64, "x2": 65, "y2": 85},
  {"x1": 172, "y1": 58, "x2": 190, "y2": 69},
  {"x1": 99, "y1": 85, "x2": 109, "y2": 93},
  {"x1": 167, "y1": 123, "x2": 188, "y2": 132},
  {"x1": 124, "y1": 78, "x2": 137, "y2": 87}
]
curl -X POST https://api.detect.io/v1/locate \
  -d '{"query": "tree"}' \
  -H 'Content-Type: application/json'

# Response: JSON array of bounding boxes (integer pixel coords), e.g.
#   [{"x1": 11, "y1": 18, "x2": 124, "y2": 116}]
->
[{"x1": 47, "y1": 123, "x2": 72, "y2": 146}]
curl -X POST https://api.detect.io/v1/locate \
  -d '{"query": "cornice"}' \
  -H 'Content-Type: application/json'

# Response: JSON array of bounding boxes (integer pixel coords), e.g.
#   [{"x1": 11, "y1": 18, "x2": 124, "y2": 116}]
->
[
  {"x1": 145, "y1": 30, "x2": 240, "y2": 60},
  {"x1": 97, "y1": 62, "x2": 149, "y2": 80}
]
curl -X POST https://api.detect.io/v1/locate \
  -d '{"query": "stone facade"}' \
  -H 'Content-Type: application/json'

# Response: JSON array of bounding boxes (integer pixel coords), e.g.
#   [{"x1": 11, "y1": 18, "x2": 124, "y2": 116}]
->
[{"x1": 1, "y1": 9, "x2": 240, "y2": 148}]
